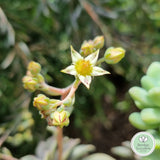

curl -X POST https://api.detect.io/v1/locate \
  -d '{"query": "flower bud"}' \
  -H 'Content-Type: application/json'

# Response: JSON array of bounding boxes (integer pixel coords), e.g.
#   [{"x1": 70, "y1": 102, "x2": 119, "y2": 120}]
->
[
  {"x1": 93, "y1": 36, "x2": 104, "y2": 49},
  {"x1": 37, "y1": 73, "x2": 44, "y2": 83},
  {"x1": 104, "y1": 47, "x2": 125, "y2": 64},
  {"x1": 33, "y1": 94, "x2": 50, "y2": 111},
  {"x1": 27, "y1": 61, "x2": 41, "y2": 75},
  {"x1": 49, "y1": 99, "x2": 61, "y2": 109},
  {"x1": 80, "y1": 41, "x2": 95, "y2": 57},
  {"x1": 50, "y1": 110, "x2": 70, "y2": 128},
  {"x1": 33, "y1": 94, "x2": 60, "y2": 112},
  {"x1": 22, "y1": 76, "x2": 38, "y2": 92}
]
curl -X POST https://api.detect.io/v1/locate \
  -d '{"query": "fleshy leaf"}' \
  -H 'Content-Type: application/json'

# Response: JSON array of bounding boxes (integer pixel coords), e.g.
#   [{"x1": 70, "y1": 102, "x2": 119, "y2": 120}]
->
[
  {"x1": 111, "y1": 146, "x2": 133, "y2": 159},
  {"x1": 70, "y1": 144, "x2": 96, "y2": 160},
  {"x1": 82, "y1": 153, "x2": 116, "y2": 160}
]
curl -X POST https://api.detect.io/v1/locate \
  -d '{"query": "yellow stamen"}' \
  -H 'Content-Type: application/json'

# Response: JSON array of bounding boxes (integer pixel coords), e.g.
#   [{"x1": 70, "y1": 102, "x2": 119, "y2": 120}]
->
[{"x1": 75, "y1": 59, "x2": 93, "y2": 76}]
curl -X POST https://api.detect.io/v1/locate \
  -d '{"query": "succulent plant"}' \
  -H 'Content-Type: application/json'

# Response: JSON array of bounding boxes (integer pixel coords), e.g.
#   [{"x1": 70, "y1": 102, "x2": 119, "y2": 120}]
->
[
  {"x1": 0, "y1": 107, "x2": 34, "y2": 147},
  {"x1": 129, "y1": 62, "x2": 160, "y2": 160},
  {"x1": 111, "y1": 141, "x2": 137, "y2": 159},
  {"x1": 112, "y1": 62, "x2": 160, "y2": 160},
  {"x1": 20, "y1": 127, "x2": 115, "y2": 160},
  {"x1": 129, "y1": 62, "x2": 160, "y2": 130},
  {"x1": 111, "y1": 130, "x2": 160, "y2": 160}
]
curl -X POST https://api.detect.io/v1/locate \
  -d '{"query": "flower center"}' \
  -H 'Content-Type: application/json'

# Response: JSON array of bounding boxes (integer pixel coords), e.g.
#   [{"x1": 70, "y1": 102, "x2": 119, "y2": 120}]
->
[{"x1": 75, "y1": 59, "x2": 93, "y2": 76}]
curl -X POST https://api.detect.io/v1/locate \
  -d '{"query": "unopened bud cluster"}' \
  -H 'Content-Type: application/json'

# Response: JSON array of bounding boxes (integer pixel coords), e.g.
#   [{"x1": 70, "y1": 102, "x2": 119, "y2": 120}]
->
[
  {"x1": 22, "y1": 61, "x2": 44, "y2": 92},
  {"x1": 22, "y1": 61, "x2": 73, "y2": 128},
  {"x1": 80, "y1": 36, "x2": 104, "y2": 57},
  {"x1": 33, "y1": 94, "x2": 70, "y2": 127},
  {"x1": 80, "y1": 36, "x2": 125, "y2": 65},
  {"x1": 50, "y1": 109, "x2": 70, "y2": 128}
]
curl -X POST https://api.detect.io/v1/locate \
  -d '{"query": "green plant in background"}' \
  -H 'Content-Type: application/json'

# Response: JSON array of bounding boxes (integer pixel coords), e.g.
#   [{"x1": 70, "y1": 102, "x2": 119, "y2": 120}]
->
[
  {"x1": 2, "y1": 0, "x2": 160, "y2": 159},
  {"x1": 129, "y1": 62, "x2": 160, "y2": 131},
  {"x1": 0, "y1": 6, "x2": 35, "y2": 157},
  {"x1": 112, "y1": 62, "x2": 160, "y2": 160},
  {"x1": 20, "y1": 36, "x2": 125, "y2": 160},
  {"x1": 0, "y1": 108, "x2": 34, "y2": 146},
  {"x1": 111, "y1": 131, "x2": 160, "y2": 160},
  {"x1": 19, "y1": 127, "x2": 116, "y2": 160},
  {"x1": 111, "y1": 141, "x2": 135, "y2": 160},
  {"x1": 129, "y1": 61, "x2": 160, "y2": 160}
]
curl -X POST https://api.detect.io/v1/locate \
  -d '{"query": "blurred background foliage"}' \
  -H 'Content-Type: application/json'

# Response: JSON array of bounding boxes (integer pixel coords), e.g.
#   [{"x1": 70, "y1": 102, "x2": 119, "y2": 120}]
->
[{"x1": 1, "y1": 0, "x2": 160, "y2": 159}]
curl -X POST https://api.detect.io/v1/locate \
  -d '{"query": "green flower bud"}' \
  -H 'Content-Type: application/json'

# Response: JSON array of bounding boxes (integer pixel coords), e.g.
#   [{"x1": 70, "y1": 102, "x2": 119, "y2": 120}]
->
[
  {"x1": 141, "y1": 108, "x2": 160, "y2": 125},
  {"x1": 50, "y1": 110, "x2": 70, "y2": 128},
  {"x1": 22, "y1": 76, "x2": 39, "y2": 92},
  {"x1": 49, "y1": 99, "x2": 61, "y2": 109},
  {"x1": 104, "y1": 47, "x2": 125, "y2": 64},
  {"x1": 27, "y1": 61, "x2": 41, "y2": 75},
  {"x1": 33, "y1": 94, "x2": 50, "y2": 111},
  {"x1": 80, "y1": 36, "x2": 104, "y2": 57},
  {"x1": 80, "y1": 41, "x2": 95, "y2": 57},
  {"x1": 93, "y1": 36, "x2": 104, "y2": 49},
  {"x1": 37, "y1": 73, "x2": 44, "y2": 83},
  {"x1": 129, "y1": 112, "x2": 159, "y2": 130}
]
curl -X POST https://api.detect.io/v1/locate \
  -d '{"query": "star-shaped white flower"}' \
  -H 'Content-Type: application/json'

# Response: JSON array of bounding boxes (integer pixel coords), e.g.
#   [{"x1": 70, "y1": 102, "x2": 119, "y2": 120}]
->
[{"x1": 61, "y1": 46, "x2": 110, "y2": 89}]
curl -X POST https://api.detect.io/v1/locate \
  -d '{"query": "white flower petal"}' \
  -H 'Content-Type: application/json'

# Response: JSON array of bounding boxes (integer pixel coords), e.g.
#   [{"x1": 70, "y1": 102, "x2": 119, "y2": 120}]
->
[
  {"x1": 79, "y1": 75, "x2": 91, "y2": 89},
  {"x1": 71, "y1": 45, "x2": 83, "y2": 64},
  {"x1": 85, "y1": 49, "x2": 99, "y2": 65},
  {"x1": 61, "y1": 65, "x2": 76, "y2": 75},
  {"x1": 92, "y1": 66, "x2": 110, "y2": 76}
]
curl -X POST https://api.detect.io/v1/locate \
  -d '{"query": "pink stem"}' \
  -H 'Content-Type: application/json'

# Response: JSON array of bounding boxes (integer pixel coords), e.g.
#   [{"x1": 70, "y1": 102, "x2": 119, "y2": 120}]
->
[
  {"x1": 40, "y1": 82, "x2": 73, "y2": 96},
  {"x1": 57, "y1": 127, "x2": 63, "y2": 160},
  {"x1": 62, "y1": 81, "x2": 80, "y2": 103}
]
